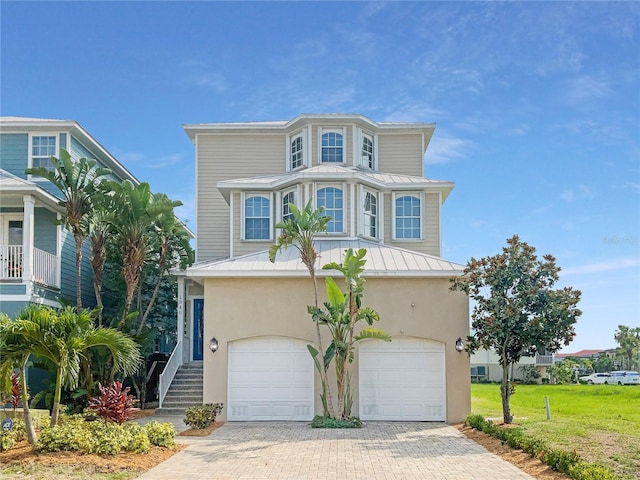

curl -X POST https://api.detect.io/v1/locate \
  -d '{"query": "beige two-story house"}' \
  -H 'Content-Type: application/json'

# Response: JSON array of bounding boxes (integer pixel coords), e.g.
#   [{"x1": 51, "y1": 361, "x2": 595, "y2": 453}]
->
[{"x1": 164, "y1": 114, "x2": 470, "y2": 423}]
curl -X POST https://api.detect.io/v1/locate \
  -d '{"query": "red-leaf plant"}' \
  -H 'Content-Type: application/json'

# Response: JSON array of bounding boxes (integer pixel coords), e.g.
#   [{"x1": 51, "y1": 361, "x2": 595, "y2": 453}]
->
[
  {"x1": 87, "y1": 381, "x2": 139, "y2": 424},
  {"x1": 3, "y1": 372, "x2": 23, "y2": 417}
]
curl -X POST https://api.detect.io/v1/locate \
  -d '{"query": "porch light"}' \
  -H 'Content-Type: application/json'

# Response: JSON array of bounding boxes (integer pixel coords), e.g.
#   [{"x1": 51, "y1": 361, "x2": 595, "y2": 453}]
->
[
  {"x1": 455, "y1": 337, "x2": 465, "y2": 353},
  {"x1": 209, "y1": 337, "x2": 219, "y2": 353}
]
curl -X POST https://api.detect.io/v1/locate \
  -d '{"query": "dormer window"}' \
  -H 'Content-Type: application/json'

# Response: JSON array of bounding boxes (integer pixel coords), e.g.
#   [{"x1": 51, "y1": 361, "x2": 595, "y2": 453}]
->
[
  {"x1": 321, "y1": 130, "x2": 344, "y2": 163},
  {"x1": 361, "y1": 134, "x2": 375, "y2": 169}
]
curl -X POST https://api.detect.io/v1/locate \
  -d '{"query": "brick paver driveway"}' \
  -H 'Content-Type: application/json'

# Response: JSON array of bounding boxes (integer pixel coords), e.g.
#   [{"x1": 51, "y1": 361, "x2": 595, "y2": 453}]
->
[{"x1": 137, "y1": 422, "x2": 534, "y2": 480}]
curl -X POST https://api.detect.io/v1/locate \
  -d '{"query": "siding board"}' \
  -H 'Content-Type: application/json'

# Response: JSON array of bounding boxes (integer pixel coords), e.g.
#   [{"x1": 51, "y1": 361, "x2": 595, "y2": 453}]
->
[
  {"x1": 0, "y1": 134, "x2": 29, "y2": 178},
  {"x1": 377, "y1": 134, "x2": 423, "y2": 176}
]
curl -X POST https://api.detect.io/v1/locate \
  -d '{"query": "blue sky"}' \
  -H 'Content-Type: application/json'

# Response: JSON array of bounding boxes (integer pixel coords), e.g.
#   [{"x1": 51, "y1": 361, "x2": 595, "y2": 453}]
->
[{"x1": 2, "y1": 1, "x2": 638, "y2": 352}]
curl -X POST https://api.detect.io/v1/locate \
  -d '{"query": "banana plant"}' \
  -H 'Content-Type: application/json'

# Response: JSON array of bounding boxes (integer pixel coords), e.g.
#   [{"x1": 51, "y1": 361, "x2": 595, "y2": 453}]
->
[{"x1": 308, "y1": 248, "x2": 390, "y2": 420}]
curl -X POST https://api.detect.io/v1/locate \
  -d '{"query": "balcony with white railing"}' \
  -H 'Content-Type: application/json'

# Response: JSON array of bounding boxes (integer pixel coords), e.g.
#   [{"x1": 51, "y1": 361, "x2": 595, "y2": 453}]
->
[
  {"x1": 0, "y1": 245, "x2": 60, "y2": 288},
  {"x1": 535, "y1": 355, "x2": 554, "y2": 365}
]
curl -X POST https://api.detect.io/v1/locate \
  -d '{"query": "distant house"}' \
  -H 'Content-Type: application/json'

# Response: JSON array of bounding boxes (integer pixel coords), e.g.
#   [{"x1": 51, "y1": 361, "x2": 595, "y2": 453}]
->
[
  {"x1": 0, "y1": 117, "x2": 138, "y2": 317},
  {"x1": 470, "y1": 349, "x2": 555, "y2": 383},
  {"x1": 554, "y1": 349, "x2": 610, "y2": 362},
  {"x1": 163, "y1": 113, "x2": 471, "y2": 423}
]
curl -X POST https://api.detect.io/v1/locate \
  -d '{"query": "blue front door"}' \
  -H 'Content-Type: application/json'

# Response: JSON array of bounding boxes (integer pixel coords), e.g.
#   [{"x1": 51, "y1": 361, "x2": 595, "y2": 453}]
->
[{"x1": 193, "y1": 299, "x2": 204, "y2": 361}]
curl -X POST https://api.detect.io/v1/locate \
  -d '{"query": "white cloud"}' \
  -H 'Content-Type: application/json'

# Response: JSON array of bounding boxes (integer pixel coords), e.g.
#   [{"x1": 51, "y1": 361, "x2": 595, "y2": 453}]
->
[
  {"x1": 425, "y1": 133, "x2": 473, "y2": 165},
  {"x1": 560, "y1": 184, "x2": 594, "y2": 202},
  {"x1": 562, "y1": 257, "x2": 640, "y2": 275},
  {"x1": 566, "y1": 75, "x2": 613, "y2": 104}
]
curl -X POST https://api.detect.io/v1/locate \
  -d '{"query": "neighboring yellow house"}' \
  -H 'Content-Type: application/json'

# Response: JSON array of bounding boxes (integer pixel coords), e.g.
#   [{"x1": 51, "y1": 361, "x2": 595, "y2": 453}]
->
[{"x1": 163, "y1": 114, "x2": 470, "y2": 423}]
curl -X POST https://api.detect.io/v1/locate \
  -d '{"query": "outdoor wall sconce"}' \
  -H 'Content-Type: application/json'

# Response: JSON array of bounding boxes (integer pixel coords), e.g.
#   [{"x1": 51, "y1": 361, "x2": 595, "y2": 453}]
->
[
  {"x1": 455, "y1": 337, "x2": 465, "y2": 353},
  {"x1": 209, "y1": 337, "x2": 219, "y2": 353}
]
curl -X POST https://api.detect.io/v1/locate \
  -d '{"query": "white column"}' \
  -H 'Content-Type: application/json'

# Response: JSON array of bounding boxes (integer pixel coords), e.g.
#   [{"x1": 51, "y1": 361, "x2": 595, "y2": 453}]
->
[
  {"x1": 177, "y1": 276, "x2": 187, "y2": 365},
  {"x1": 22, "y1": 195, "x2": 35, "y2": 288}
]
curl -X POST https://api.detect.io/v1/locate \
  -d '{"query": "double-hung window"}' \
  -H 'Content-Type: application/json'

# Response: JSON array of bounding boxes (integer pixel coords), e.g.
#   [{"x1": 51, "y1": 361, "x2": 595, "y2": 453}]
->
[
  {"x1": 362, "y1": 190, "x2": 378, "y2": 238},
  {"x1": 317, "y1": 186, "x2": 343, "y2": 233},
  {"x1": 361, "y1": 133, "x2": 375, "y2": 169},
  {"x1": 282, "y1": 191, "x2": 295, "y2": 222},
  {"x1": 394, "y1": 194, "x2": 421, "y2": 239},
  {"x1": 30, "y1": 135, "x2": 58, "y2": 172},
  {"x1": 290, "y1": 134, "x2": 304, "y2": 170},
  {"x1": 321, "y1": 129, "x2": 344, "y2": 163},
  {"x1": 244, "y1": 194, "x2": 271, "y2": 240}
]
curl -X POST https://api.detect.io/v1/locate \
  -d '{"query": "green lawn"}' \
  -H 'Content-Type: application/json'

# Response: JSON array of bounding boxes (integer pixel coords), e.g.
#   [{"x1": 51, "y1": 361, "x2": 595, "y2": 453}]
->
[{"x1": 471, "y1": 383, "x2": 640, "y2": 479}]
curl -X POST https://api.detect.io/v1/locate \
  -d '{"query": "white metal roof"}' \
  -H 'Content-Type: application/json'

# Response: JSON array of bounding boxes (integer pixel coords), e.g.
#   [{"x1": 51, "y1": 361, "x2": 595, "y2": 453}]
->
[
  {"x1": 216, "y1": 164, "x2": 454, "y2": 202},
  {"x1": 0, "y1": 169, "x2": 63, "y2": 210},
  {"x1": 185, "y1": 238, "x2": 464, "y2": 278}
]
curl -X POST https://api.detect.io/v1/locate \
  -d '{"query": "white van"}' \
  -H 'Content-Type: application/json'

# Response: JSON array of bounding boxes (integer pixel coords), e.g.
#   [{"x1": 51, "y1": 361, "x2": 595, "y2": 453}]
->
[
  {"x1": 609, "y1": 371, "x2": 639, "y2": 385},
  {"x1": 580, "y1": 373, "x2": 610, "y2": 384}
]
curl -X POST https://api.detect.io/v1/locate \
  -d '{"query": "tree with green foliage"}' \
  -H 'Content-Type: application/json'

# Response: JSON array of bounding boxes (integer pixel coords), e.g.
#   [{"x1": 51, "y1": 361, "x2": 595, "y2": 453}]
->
[
  {"x1": 137, "y1": 194, "x2": 194, "y2": 335},
  {"x1": 0, "y1": 313, "x2": 37, "y2": 443},
  {"x1": 26, "y1": 149, "x2": 111, "y2": 308},
  {"x1": 7, "y1": 305, "x2": 141, "y2": 426},
  {"x1": 614, "y1": 325, "x2": 640, "y2": 371},
  {"x1": 269, "y1": 199, "x2": 335, "y2": 417},
  {"x1": 450, "y1": 235, "x2": 582, "y2": 424},
  {"x1": 310, "y1": 248, "x2": 389, "y2": 419}
]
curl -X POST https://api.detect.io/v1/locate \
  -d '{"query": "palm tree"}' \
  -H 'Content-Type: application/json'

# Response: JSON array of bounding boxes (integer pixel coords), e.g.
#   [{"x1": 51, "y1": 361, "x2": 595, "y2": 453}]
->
[
  {"x1": 615, "y1": 325, "x2": 640, "y2": 370},
  {"x1": 13, "y1": 304, "x2": 141, "y2": 426},
  {"x1": 103, "y1": 181, "x2": 176, "y2": 326},
  {"x1": 84, "y1": 205, "x2": 110, "y2": 326},
  {"x1": 316, "y1": 248, "x2": 390, "y2": 419},
  {"x1": 26, "y1": 149, "x2": 111, "y2": 308},
  {"x1": 137, "y1": 194, "x2": 194, "y2": 335},
  {"x1": 269, "y1": 199, "x2": 335, "y2": 417},
  {"x1": 0, "y1": 313, "x2": 37, "y2": 443}
]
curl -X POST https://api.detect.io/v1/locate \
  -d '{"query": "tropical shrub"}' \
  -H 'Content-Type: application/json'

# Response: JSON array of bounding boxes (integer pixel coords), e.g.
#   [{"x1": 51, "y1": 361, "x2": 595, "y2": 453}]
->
[
  {"x1": 36, "y1": 416, "x2": 173, "y2": 454},
  {"x1": 310, "y1": 415, "x2": 362, "y2": 429},
  {"x1": 183, "y1": 403, "x2": 224, "y2": 429},
  {"x1": 144, "y1": 421, "x2": 176, "y2": 447},
  {"x1": 87, "y1": 381, "x2": 139, "y2": 424}
]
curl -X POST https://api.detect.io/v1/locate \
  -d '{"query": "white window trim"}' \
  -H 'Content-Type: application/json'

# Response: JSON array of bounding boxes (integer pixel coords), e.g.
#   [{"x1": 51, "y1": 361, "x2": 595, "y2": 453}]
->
[
  {"x1": 286, "y1": 127, "x2": 309, "y2": 172},
  {"x1": 27, "y1": 132, "x2": 61, "y2": 180},
  {"x1": 314, "y1": 182, "x2": 347, "y2": 235},
  {"x1": 359, "y1": 186, "x2": 379, "y2": 240},
  {"x1": 318, "y1": 126, "x2": 347, "y2": 165},
  {"x1": 241, "y1": 192, "x2": 273, "y2": 241},
  {"x1": 391, "y1": 191, "x2": 424, "y2": 241},
  {"x1": 280, "y1": 187, "x2": 298, "y2": 223},
  {"x1": 353, "y1": 127, "x2": 377, "y2": 170}
]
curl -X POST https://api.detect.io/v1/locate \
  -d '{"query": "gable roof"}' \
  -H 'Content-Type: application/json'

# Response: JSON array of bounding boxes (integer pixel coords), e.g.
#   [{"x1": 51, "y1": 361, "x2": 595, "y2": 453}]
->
[
  {"x1": 216, "y1": 164, "x2": 455, "y2": 202},
  {"x1": 0, "y1": 169, "x2": 63, "y2": 210},
  {"x1": 184, "y1": 238, "x2": 464, "y2": 279},
  {"x1": 0, "y1": 116, "x2": 139, "y2": 186}
]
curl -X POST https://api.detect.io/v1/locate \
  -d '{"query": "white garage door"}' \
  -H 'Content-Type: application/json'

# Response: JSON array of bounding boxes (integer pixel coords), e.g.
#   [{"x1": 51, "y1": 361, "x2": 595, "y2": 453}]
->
[
  {"x1": 359, "y1": 338, "x2": 446, "y2": 421},
  {"x1": 228, "y1": 337, "x2": 314, "y2": 421}
]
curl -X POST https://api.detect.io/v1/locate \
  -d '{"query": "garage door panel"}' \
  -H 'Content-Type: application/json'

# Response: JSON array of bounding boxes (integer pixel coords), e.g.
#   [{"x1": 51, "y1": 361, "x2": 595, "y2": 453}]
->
[
  {"x1": 228, "y1": 337, "x2": 314, "y2": 421},
  {"x1": 359, "y1": 338, "x2": 446, "y2": 421}
]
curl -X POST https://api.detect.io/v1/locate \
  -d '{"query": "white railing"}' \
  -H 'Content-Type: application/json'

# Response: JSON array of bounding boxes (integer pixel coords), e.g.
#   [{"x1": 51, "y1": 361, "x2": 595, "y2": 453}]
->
[
  {"x1": 158, "y1": 339, "x2": 183, "y2": 408},
  {"x1": 0, "y1": 245, "x2": 23, "y2": 280},
  {"x1": 0, "y1": 245, "x2": 59, "y2": 287},
  {"x1": 33, "y1": 247, "x2": 59, "y2": 287},
  {"x1": 536, "y1": 355, "x2": 554, "y2": 365}
]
